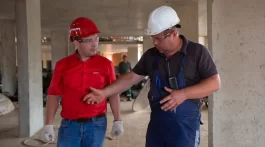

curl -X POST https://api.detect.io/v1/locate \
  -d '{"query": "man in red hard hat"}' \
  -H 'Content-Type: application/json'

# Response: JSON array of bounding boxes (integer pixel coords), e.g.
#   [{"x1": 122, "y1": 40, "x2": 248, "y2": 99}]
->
[{"x1": 40, "y1": 17, "x2": 124, "y2": 147}]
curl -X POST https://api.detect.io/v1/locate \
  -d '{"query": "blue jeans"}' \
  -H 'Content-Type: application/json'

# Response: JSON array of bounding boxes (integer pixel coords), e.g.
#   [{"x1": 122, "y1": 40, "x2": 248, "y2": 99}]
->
[{"x1": 57, "y1": 115, "x2": 107, "y2": 147}]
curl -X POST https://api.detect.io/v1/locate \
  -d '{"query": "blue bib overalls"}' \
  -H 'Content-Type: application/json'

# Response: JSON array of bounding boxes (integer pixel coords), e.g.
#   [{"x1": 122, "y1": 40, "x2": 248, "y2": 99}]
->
[{"x1": 146, "y1": 55, "x2": 201, "y2": 147}]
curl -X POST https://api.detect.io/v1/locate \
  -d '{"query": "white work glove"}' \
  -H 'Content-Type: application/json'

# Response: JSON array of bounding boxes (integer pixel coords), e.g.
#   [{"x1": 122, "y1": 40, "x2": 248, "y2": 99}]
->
[
  {"x1": 40, "y1": 125, "x2": 55, "y2": 143},
  {"x1": 111, "y1": 121, "x2": 124, "y2": 137}
]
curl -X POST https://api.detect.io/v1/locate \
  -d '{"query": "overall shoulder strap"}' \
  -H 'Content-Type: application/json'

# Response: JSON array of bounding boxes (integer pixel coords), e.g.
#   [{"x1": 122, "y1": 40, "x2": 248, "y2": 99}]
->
[{"x1": 179, "y1": 54, "x2": 186, "y2": 72}]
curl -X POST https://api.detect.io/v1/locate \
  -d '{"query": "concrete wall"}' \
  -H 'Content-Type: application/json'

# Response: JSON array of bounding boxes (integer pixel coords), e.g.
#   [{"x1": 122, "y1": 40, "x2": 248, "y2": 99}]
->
[
  {"x1": 208, "y1": 0, "x2": 265, "y2": 146},
  {"x1": 199, "y1": 0, "x2": 207, "y2": 37},
  {"x1": 143, "y1": 36, "x2": 153, "y2": 53},
  {"x1": 171, "y1": 1, "x2": 199, "y2": 42},
  {"x1": 127, "y1": 47, "x2": 140, "y2": 68},
  {"x1": 51, "y1": 31, "x2": 68, "y2": 70},
  {"x1": 0, "y1": 20, "x2": 16, "y2": 95}
]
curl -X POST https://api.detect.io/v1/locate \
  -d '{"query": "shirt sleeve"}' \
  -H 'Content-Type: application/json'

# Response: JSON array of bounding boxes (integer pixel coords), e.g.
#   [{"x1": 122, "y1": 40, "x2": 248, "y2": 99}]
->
[
  {"x1": 47, "y1": 61, "x2": 63, "y2": 95},
  {"x1": 107, "y1": 61, "x2": 117, "y2": 85},
  {"x1": 197, "y1": 45, "x2": 218, "y2": 79},
  {"x1": 132, "y1": 51, "x2": 149, "y2": 76}
]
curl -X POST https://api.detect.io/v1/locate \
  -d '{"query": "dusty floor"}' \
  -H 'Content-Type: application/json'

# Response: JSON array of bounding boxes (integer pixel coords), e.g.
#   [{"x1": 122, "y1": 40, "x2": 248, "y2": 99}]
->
[{"x1": 0, "y1": 98, "x2": 208, "y2": 147}]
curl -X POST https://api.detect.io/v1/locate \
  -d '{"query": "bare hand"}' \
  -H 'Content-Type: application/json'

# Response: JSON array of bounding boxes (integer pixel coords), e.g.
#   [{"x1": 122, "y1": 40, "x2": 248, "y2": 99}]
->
[
  {"x1": 160, "y1": 87, "x2": 187, "y2": 111},
  {"x1": 83, "y1": 87, "x2": 106, "y2": 104}
]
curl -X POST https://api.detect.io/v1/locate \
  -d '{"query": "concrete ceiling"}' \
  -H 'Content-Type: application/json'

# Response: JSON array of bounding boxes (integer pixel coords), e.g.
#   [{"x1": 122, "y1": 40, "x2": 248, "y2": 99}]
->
[{"x1": 0, "y1": 0, "x2": 207, "y2": 37}]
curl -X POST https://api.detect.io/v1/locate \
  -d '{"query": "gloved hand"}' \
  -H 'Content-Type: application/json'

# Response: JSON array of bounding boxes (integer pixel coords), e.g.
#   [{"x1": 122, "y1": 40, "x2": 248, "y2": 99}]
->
[
  {"x1": 111, "y1": 120, "x2": 124, "y2": 137},
  {"x1": 40, "y1": 125, "x2": 55, "y2": 143}
]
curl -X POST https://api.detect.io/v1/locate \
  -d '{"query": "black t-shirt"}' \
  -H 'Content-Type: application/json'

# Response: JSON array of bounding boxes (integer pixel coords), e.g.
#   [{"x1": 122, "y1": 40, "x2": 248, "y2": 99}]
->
[{"x1": 132, "y1": 35, "x2": 218, "y2": 88}]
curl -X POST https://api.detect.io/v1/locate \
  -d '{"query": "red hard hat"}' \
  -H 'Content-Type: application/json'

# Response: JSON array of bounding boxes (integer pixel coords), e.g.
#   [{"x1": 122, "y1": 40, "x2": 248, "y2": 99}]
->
[{"x1": 69, "y1": 17, "x2": 100, "y2": 42}]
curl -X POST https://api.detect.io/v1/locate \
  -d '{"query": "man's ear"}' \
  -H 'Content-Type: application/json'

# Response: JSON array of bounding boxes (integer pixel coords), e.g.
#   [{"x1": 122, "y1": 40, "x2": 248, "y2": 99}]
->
[
  {"x1": 172, "y1": 30, "x2": 179, "y2": 38},
  {"x1": 174, "y1": 30, "x2": 179, "y2": 37}
]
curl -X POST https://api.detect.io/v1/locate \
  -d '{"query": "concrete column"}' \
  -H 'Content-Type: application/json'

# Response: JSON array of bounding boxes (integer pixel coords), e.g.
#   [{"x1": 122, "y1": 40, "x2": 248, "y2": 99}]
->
[
  {"x1": 198, "y1": 36, "x2": 208, "y2": 48},
  {"x1": 127, "y1": 47, "x2": 139, "y2": 68},
  {"x1": 0, "y1": 20, "x2": 16, "y2": 95},
  {"x1": 208, "y1": 0, "x2": 265, "y2": 146},
  {"x1": 143, "y1": 36, "x2": 153, "y2": 53},
  {"x1": 15, "y1": 0, "x2": 43, "y2": 137},
  {"x1": 199, "y1": 0, "x2": 208, "y2": 41},
  {"x1": 51, "y1": 30, "x2": 68, "y2": 70},
  {"x1": 137, "y1": 44, "x2": 143, "y2": 60}
]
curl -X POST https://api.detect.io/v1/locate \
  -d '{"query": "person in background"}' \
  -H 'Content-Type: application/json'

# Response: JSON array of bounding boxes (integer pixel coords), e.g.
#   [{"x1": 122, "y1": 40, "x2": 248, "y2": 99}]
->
[{"x1": 118, "y1": 55, "x2": 132, "y2": 101}]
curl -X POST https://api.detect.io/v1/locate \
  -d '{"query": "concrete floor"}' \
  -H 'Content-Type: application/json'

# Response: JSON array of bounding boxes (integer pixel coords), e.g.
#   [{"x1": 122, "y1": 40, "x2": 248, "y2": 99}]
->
[{"x1": 0, "y1": 98, "x2": 208, "y2": 147}]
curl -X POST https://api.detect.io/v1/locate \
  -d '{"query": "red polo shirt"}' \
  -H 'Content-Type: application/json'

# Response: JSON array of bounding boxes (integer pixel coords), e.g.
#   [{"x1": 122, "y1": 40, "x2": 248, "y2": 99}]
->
[{"x1": 47, "y1": 53, "x2": 116, "y2": 120}]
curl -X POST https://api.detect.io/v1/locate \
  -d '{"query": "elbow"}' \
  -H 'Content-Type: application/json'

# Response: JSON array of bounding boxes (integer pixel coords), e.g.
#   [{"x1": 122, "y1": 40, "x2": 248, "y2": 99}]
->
[
  {"x1": 213, "y1": 74, "x2": 221, "y2": 92},
  {"x1": 214, "y1": 83, "x2": 220, "y2": 92}
]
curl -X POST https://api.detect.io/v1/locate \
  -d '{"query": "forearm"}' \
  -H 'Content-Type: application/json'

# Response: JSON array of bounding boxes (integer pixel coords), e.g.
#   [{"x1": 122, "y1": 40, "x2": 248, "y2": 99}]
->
[
  {"x1": 183, "y1": 74, "x2": 221, "y2": 99},
  {"x1": 108, "y1": 95, "x2": 121, "y2": 121},
  {"x1": 45, "y1": 95, "x2": 60, "y2": 125},
  {"x1": 103, "y1": 72, "x2": 144, "y2": 97}
]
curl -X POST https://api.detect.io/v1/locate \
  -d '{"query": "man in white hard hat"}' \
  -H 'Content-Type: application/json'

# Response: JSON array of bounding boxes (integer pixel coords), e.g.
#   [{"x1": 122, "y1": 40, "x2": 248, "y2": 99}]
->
[{"x1": 83, "y1": 6, "x2": 221, "y2": 147}]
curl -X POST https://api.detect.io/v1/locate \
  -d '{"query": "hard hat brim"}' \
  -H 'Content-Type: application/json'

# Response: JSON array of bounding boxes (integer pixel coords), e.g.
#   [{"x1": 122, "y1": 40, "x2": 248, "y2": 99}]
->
[{"x1": 176, "y1": 24, "x2": 181, "y2": 28}]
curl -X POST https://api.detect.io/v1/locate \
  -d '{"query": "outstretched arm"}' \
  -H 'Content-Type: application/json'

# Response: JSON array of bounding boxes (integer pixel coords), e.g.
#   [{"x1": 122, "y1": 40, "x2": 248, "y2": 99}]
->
[
  {"x1": 103, "y1": 72, "x2": 144, "y2": 97},
  {"x1": 83, "y1": 51, "x2": 149, "y2": 104}
]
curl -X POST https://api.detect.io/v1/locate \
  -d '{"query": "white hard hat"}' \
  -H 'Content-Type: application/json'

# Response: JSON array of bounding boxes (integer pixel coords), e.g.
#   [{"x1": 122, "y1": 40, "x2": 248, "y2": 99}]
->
[{"x1": 145, "y1": 6, "x2": 180, "y2": 36}]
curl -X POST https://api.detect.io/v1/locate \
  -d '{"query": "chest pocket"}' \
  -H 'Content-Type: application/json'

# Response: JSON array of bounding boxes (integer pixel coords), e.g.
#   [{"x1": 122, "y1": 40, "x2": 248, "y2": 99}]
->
[
  {"x1": 183, "y1": 42, "x2": 202, "y2": 86},
  {"x1": 183, "y1": 56, "x2": 200, "y2": 86}
]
